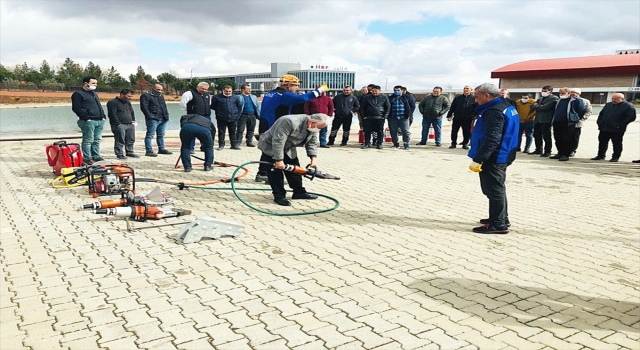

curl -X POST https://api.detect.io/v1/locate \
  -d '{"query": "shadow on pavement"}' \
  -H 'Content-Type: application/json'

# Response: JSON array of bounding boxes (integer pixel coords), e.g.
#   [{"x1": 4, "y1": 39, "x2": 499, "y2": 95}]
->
[{"x1": 408, "y1": 277, "x2": 639, "y2": 334}]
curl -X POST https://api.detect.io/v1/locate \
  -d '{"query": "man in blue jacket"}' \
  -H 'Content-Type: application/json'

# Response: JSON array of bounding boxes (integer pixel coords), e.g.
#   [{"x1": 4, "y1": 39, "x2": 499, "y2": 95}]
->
[
  {"x1": 468, "y1": 83, "x2": 520, "y2": 234},
  {"x1": 255, "y1": 74, "x2": 328, "y2": 182},
  {"x1": 550, "y1": 87, "x2": 586, "y2": 161},
  {"x1": 211, "y1": 85, "x2": 243, "y2": 150},
  {"x1": 237, "y1": 83, "x2": 260, "y2": 147}
]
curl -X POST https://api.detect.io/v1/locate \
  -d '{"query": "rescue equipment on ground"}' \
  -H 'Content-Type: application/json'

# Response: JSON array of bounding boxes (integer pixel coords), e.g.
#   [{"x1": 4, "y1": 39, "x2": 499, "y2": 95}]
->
[
  {"x1": 46, "y1": 141, "x2": 83, "y2": 175},
  {"x1": 84, "y1": 164, "x2": 135, "y2": 197},
  {"x1": 79, "y1": 186, "x2": 172, "y2": 210},
  {"x1": 177, "y1": 217, "x2": 245, "y2": 244},
  {"x1": 93, "y1": 205, "x2": 191, "y2": 221}
]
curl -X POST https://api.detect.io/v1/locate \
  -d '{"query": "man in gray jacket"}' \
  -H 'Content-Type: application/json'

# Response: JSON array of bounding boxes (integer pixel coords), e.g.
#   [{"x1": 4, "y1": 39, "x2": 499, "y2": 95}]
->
[
  {"x1": 417, "y1": 86, "x2": 450, "y2": 146},
  {"x1": 258, "y1": 113, "x2": 328, "y2": 206},
  {"x1": 530, "y1": 85, "x2": 559, "y2": 157}
]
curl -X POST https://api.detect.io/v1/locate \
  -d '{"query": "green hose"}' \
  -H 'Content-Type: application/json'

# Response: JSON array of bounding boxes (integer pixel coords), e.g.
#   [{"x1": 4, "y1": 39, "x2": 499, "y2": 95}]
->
[{"x1": 158, "y1": 161, "x2": 340, "y2": 216}]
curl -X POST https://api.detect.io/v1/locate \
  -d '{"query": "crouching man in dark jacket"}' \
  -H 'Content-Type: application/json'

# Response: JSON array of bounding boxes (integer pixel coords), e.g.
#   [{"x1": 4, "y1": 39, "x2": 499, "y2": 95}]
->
[
  {"x1": 468, "y1": 83, "x2": 520, "y2": 234},
  {"x1": 258, "y1": 113, "x2": 328, "y2": 206},
  {"x1": 591, "y1": 93, "x2": 637, "y2": 162},
  {"x1": 179, "y1": 114, "x2": 216, "y2": 172}
]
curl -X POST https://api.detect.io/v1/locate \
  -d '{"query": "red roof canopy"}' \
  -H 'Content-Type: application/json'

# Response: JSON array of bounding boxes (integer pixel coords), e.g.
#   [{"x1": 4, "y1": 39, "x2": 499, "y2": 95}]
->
[{"x1": 492, "y1": 54, "x2": 640, "y2": 79}]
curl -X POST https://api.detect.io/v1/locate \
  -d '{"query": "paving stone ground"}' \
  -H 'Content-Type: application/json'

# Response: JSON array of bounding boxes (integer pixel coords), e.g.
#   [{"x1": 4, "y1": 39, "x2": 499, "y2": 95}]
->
[{"x1": 1, "y1": 118, "x2": 639, "y2": 350}]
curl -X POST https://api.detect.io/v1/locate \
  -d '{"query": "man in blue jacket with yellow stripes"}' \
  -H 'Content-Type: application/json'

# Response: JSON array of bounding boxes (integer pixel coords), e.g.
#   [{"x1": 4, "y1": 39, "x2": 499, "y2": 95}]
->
[
  {"x1": 255, "y1": 74, "x2": 328, "y2": 182},
  {"x1": 468, "y1": 83, "x2": 520, "y2": 234}
]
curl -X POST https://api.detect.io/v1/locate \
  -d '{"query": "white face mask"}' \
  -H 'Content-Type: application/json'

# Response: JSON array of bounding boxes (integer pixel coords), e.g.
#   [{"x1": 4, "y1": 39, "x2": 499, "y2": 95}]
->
[
  {"x1": 559, "y1": 94, "x2": 568, "y2": 99},
  {"x1": 541, "y1": 92, "x2": 549, "y2": 97},
  {"x1": 521, "y1": 98, "x2": 529, "y2": 103},
  {"x1": 87, "y1": 85, "x2": 97, "y2": 91}
]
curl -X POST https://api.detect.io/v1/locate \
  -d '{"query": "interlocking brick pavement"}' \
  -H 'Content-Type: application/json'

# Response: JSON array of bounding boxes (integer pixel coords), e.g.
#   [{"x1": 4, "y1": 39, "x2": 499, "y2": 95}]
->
[{"x1": 1, "y1": 118, "x2": 639, "y2": 349}]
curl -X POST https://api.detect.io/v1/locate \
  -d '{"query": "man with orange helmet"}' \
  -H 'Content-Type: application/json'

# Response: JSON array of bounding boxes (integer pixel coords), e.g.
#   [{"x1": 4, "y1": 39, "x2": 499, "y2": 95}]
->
[{"x1": 255, "y1": 74, "x2": 328, "y2": 182}]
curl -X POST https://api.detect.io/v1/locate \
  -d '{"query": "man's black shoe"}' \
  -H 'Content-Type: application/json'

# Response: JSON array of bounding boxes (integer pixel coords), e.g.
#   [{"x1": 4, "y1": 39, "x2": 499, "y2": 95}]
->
[
  {"x1": 569, "y1": 152, "x2": 576, "y2": 157},
  {"x1": 326, "y1": 141, "x2": 334, "y2": 146},
  {"x1": 462, "y1": 145, "x2": 469, "y2": 150},
  {"x1": 204, "y1": 166, "x2": 213, "y2": 171},
  {"x1": 126, "y1": 153, "x2": 140, "y2": 158},
  {"x1": 246, "y1": 143, "x2": 256, "y2": 147},
  {"x1": 591, "y1": 156, "x2": 605, "y2": 160},
  {"x1": 291, "y1": 193, "x2": 318, "y2": 200},
  {"x1": 230, "y1": 146, "x2": 241, "y2": 150},
  {"x1": 449, "y1": 144, "x2": 456, "y2": 149},
  {"x1": 145, "y1": 152, "x2": 158, "y2": 157},
  {"x1": 633, "y1": 160, "x2": 640, "y2": 163},
  {"x1": 559, "y1": 156, "x2": 569, "y2": 161},
  {"x1": 361, "y1": 144, "x2": 371, "y2": 149},
  {"x1": 480, "y1": 218, "x2": 511, "y2": 227},
  {"x1": 93, "y1": 156, "x2": 105, "y2": 162},
  {"x1": 116, "y1": 155, "x2": 127, "y2": 160},
  {"x1": 184, "y1": 167, "x2": 193, "y2": 172},
  {"x1": 274, "y1": 198, "x2": 291, "y2": 206},
  {"x1": 540, "y1": 153, "x2": 550, "y2": 157},
  {"x1": 158, "y1": 149, "x2": 173, "y2": 155},
  {"x1": 320, "y1": 145, "x2": 330, "y2": 148},
  {"x1": 609, "y1": 157, "x2": 619, "y2": 162},
  {"x1": 529, "y1": 150, "x2": 542, "y2": 155},
  {"x1": 340, "y1": 143, "x2": 347, "y2": 146},
  {"x1": 549, "y1": 154, "x2": 561, "y2": 159},
  {"x1": 473, "y1": 224, "x2": 509, "y2": 234},
  {"x1": 416, "y1": 142, "x2": 426, "y2": 145}
]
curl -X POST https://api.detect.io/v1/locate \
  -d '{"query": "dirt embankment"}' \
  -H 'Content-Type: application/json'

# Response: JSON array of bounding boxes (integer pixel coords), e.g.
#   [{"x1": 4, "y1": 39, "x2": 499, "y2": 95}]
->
[{"x1": 0, "y1": 90, "x2": 182, "y2": 104}]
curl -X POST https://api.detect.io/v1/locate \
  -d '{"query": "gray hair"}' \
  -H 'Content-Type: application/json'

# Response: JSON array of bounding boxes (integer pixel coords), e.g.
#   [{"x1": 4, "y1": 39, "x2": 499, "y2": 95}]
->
[
  {"x1": 197, "y1": 82, "x2": 210, "y2": 88},
  {"x1": 308, "y1": 113, "x2": 328, "y2": 125},
  {"x1": 476, "y1": 83, "x2": 500, "y2": 97}
]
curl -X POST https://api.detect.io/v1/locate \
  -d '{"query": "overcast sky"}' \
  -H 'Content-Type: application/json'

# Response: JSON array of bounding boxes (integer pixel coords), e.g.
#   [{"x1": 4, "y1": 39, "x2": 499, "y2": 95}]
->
[{"x1": 1, "y1": 0, "x2": 639, "y2": 90}]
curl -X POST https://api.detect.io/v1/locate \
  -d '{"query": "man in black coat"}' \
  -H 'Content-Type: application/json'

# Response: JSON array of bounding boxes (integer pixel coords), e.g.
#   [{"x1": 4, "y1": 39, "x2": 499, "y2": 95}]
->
[
  {"x1": 447, "y1": 85, "x2": 476, "y2": 149},
  {"x1": 591, "y1": 93, "x2": 637, "y2": 162}
]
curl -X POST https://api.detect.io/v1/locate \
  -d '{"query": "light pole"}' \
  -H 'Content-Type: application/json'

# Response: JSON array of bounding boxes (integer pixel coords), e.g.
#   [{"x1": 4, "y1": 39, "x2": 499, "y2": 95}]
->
[
  {"x1": 385, "y1": 77, "x2": 389, "y2": 91},
  {"x1": 190, "y1": 70, "x2": 193, "y2": 79}
]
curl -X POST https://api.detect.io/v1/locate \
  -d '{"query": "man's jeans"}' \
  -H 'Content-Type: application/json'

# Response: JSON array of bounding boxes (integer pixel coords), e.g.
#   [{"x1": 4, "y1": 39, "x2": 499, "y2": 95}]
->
[
  {"x1": 518, "y1": 121, "x2": 535, "y2": 151},
  {"x1": 261, "y1": 152, "x2": 306, "y2": 199},
  {"x1": 180, "y1": 123, "x2": 213, "y2": 169},
  {"x1": 319, "y1": 126, "x2": 328, "y2": 146},
  {"x1": 597, "y1": 131, "x2": 625, "y2": 158},
  {"x1": 388, "y1": 118, "x2": 410, "y2": 146},
  {"x1": 144, "y1": 118, "x2": 168, "y2": 153},
  {"x1": 237, "y1": 114, "x2": 256, "y2": 146},
  {"x1": 217, "y1": 119, "x2": 239, "y2": 148},
  {"x1": 533, "y1": 122, "x2": 552, "y2": 153},
  {"x1": 111, "y1": 123, "x2": 136, "y2": 157},
  {"x1": 190, "y1": 115, "x2": 211, "y2": 151},
  {"x1": 363, "y1": 119, "x2": 385, "y2": 146},
  {"x1": 479, "y1": 162, "x2": 509, "y2": 228},
  {"x1": 552, "y1": 121, "x2": 575, "y2": 157},
  {"x1": 77, "y1": 119, "x2": 105, "y2": 160},
  {"x1": 451, "y1": 118, "x2": 473, "y2": 146},
  {"x1": 421, "y1": 118, "x2": 442, "y2": 145}
]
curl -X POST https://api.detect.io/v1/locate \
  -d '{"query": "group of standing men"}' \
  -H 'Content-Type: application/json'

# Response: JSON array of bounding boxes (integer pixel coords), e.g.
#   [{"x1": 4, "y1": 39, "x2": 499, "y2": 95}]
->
[{"x1": 71, "y1": 76, "x2": 173, "y2": 165}]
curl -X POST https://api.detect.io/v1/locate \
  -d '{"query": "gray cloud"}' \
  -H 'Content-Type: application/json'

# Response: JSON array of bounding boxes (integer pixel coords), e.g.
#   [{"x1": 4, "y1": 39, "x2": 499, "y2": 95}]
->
[{"x1": 1, "y1": 0, "x2": 638, "y2": 90}]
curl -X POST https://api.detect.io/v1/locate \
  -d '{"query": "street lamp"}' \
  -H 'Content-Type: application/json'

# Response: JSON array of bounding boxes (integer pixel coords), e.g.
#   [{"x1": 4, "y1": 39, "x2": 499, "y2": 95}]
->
[
  {"x1": 190, "y1": 69, "x2": 194, "y2": 79},
  {"x1": 384, "y1": 77, "x2": 389, "y2": 91}
]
